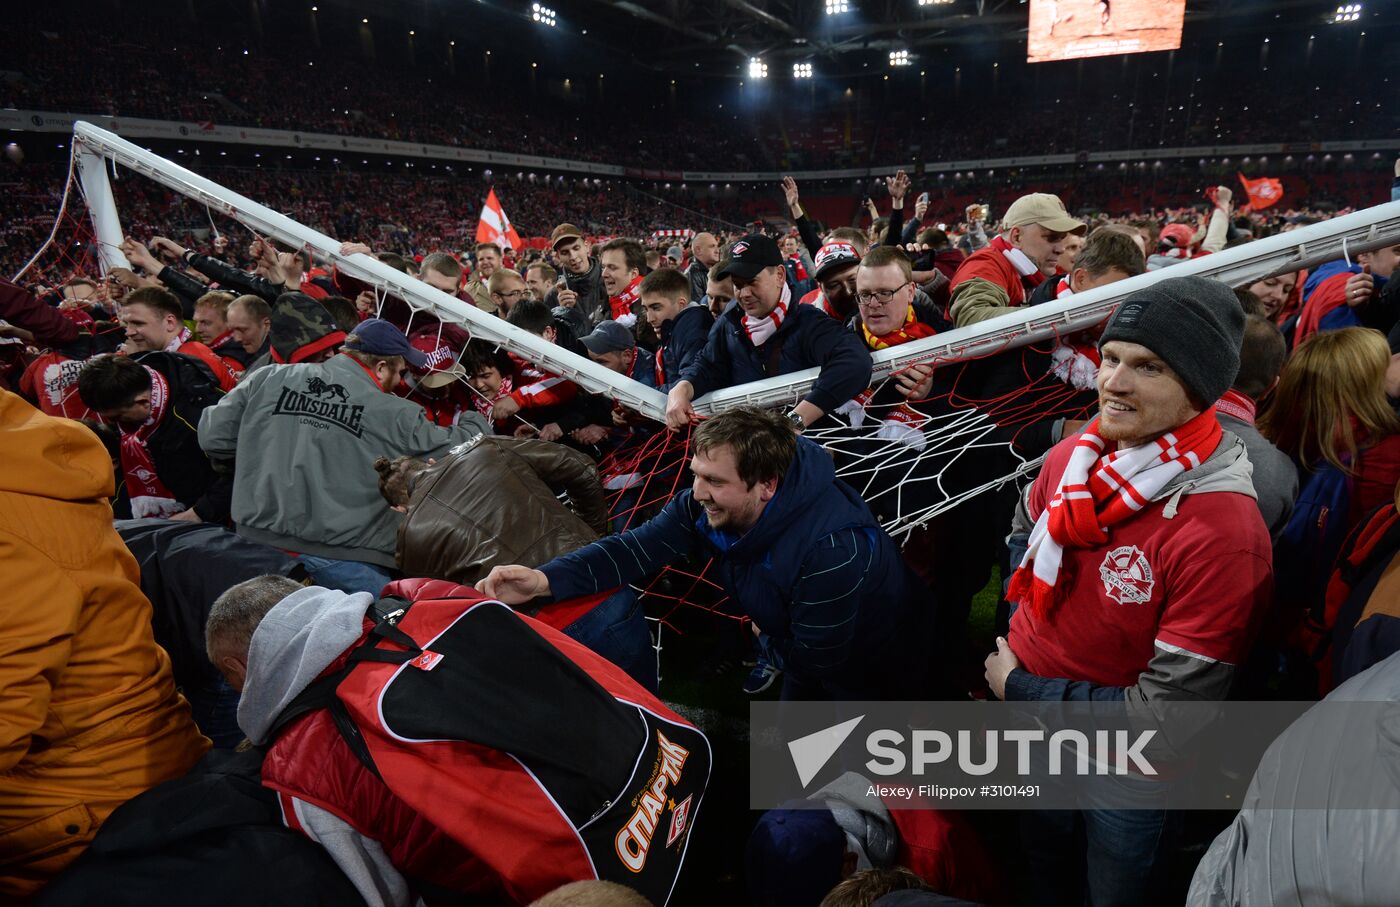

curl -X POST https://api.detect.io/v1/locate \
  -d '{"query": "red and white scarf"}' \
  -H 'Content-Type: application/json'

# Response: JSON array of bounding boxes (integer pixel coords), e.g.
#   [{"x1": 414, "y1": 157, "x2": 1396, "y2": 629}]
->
[
  {"x1": 473, "y1": 373, "x2": 514, "y2": 423},
  {"x1": 609, "y1": 275, "x2": 643, "y2": 328},
  {"x1": 990, "y1": 234, "x2": 1048, "y2": 287},
  {"x1": 1007, "y1": 408, "x2": 1222, "y2": 621},
  {"x1": 743, "y1": 282, "x2": 792, "y2": 347},
  {"x1": 1045, "y1": 279, "x2": 1103, "y2": 390},
  {"x1": 1214, "y1": 389, "x2": 1256, "y2": 425},
  {"x1": 834, "y1": 310, "x2": 937, "y2": 450},
  {"x1": 119, "y1": 367, "x2": 185, "y2": 518},
  {"x1": 163, "y1": 326, "x2": 194, "y2": 353}
]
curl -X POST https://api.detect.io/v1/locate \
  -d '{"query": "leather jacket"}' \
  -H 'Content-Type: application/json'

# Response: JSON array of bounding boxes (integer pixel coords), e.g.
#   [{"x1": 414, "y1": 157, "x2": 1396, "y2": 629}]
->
[{"x1": 397, "y1": 436, "x2": 609, "y2": 585}]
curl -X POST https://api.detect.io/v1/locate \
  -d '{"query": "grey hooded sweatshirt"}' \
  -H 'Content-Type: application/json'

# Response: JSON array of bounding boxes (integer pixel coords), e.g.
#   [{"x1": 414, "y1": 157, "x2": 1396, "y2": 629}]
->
[{"x1": 240, "y1": 585, "x2": 410, "y2": 907}]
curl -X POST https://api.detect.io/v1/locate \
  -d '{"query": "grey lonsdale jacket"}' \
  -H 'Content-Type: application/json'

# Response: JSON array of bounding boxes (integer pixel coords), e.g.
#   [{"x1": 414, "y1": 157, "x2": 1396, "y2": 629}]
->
[{"x1": 198, "y1": 354, "x2": 488, "y2": 567}]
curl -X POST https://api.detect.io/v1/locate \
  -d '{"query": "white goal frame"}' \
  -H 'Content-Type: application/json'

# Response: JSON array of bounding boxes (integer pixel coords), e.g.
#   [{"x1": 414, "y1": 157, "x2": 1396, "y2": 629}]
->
[{"x1": 70, "y1": 120, "x2": 1400, "y2": 423}]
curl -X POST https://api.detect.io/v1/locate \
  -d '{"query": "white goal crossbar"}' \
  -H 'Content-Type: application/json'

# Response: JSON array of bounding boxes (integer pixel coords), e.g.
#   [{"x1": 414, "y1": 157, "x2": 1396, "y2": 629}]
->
[
  {"x1": 71, "y1": 121, "x2": 671, "y2": 418},
  {"x1": 71, "y1": 121, "x2": 1400, "y2": 421}
]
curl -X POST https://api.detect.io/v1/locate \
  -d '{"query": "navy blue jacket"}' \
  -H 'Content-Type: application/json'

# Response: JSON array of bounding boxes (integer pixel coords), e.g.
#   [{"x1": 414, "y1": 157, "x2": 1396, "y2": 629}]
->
[
  {"x1": 681, "y1": 301, "x2": 873, "y2": 414},
  {"x1": 540, "y1": 438, "x2": 927, "y2": 693},
  {"x1": 656, "y1": 304, "x2": 715, "y2": 392}
]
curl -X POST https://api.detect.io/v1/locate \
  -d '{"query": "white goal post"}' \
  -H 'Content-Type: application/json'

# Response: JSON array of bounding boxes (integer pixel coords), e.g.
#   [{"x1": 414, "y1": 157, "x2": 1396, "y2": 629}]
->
[{"x1": 70, "y1": 120, "x2": 1400, "y2": 422}]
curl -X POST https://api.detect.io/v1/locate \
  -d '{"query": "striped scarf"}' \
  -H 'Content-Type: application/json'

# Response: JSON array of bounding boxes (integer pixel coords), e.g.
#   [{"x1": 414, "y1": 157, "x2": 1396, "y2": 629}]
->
[
  {"x1": 743, "y1": 282, "x2": 792, "y2": 346},
  {"x1": 1007, "y1": 408, "x2": 1222, "y2": 621},
  {"x1": 119, "y1": 367, "x2": 184, "y2": 518},
  {"x1": 473, "y1": 373, "x2": 514, "y2": 423},
  {"x1": 609, "y1": 275, "x2": 643, "y2": 328},
  {"x1": 860, "y1": 305, "x2": 938, "y2": 350}
]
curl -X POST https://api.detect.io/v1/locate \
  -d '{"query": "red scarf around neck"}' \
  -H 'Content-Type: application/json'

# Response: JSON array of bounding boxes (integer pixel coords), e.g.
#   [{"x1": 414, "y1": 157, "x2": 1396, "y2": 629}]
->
[
  {"x1": 860, "y1": 304, "x2": 938, "y2": 350},
  {"x1": 1007, "y1": 407, "x2": 1223, "y2": 621},
  {"x1": 609, "y1": 275, "x2": 643, "y2": 326},
  {"x1": 163, "y1": 326, "x2": 194, "y2": 353},
  {"x1": 473, "y1": 373, "x2": 514, "y2": 423},
  {"x1": 1214, "y1": 389, "x2": 1257, "y2": 425},
  {"x1": 119, "y1": 367, "x2": 184, "y2": 518}
]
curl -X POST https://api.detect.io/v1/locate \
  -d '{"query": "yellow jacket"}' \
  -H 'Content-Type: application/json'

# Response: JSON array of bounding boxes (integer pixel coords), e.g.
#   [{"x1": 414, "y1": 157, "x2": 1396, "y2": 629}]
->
[{"x1": 0, "y1": 390, "x2": 208, "y2": 897}]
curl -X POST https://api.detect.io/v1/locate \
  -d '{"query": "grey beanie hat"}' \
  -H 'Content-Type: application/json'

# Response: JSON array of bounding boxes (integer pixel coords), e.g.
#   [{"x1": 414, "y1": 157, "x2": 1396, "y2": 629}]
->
[{"x1": 1099, "y1": 275, "x2": 1244, "y2": 405}]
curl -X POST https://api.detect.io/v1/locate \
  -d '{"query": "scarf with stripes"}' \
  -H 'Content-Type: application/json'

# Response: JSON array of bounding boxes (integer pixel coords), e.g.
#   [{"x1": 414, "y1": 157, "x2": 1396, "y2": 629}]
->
[{"x1": 1007, "y1": 407, "x2": 1222, "y2": 621}]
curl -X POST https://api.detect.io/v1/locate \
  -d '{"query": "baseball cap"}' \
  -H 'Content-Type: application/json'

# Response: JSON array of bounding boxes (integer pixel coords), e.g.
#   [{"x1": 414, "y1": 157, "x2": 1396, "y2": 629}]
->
[
  {"x1": 812, "y1": 241, "x2": 862, "y2": 282},
  {"x1": 667, "y1": 245, "x2": 684, "y2": 262},
  {"x1": 1002, "y1": 193, "x2": 1087, "y2": 236},
  {"x1": 578, "y1": 320, "x2": 636, "y2": 355},
  {"x1": 344, "y1": 318, "x2": 427, "y2": 369},
  {"x1": 408, "y1": 325, "x2": 469, "y2": 388},
  {"x1": 550, "y1": 223, "x2": 584, "y2": 250},
  {"x1": 718, "y1": 233, "x2": 784, "y2": 281}
]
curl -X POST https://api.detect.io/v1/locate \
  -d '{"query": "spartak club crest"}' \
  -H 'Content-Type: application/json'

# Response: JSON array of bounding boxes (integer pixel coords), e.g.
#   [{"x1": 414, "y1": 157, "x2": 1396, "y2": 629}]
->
[{"x1": 1099, "y1": 545, "x2": 1155, "y2": 605}]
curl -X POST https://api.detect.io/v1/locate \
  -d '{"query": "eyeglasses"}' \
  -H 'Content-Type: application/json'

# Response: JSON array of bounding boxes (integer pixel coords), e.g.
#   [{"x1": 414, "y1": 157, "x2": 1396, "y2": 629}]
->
[
  {"x1": 855, "y1": 282, "x2": 910, "y2": 307},
  {"x1": 495, "y1": 289, "x2": 526, "y2": 300}
]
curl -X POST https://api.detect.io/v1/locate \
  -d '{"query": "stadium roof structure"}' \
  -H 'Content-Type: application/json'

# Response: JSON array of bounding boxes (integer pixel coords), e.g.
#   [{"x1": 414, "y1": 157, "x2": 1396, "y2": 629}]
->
[{"x1": 336, "y1": 0, "x2": 1397, "y2": 80}]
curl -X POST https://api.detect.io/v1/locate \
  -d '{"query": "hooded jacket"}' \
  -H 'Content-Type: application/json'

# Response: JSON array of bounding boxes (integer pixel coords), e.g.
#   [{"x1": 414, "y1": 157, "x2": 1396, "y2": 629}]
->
[
  {"x1": 197, "y1": 353, "x2": 489, "y2": 567},
  {"x1": 540, "y1": 436, "x2": 926, "y2": 695},
  {"x1": 396, "y1": 435, "x2": 609, "y2": 585},
  {"x1": 1005, "y1": 430, "x2": 1273, "y2": 707},
  {"x1": 0, "y1": 390, "x2": 208, "y2": 897},
  {"x1": 681, "y1": 300, "x2": 874, "y2": 417}
]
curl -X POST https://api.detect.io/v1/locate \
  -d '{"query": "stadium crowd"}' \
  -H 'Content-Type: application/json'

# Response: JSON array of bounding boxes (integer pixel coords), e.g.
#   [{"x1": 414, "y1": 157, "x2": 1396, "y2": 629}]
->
[{"x1": 3, "y1": 67, "x2": 1400, "y2": 903}]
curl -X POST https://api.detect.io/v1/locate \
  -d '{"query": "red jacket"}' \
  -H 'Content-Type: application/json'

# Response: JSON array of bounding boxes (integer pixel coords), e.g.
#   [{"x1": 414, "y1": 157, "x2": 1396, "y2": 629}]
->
[
  {"x1": 172, "y1": 339, "x2": 238, "y2": 392},
  {"x1": 948, "y1": 245, "x2": 1031, "y2": 308}
]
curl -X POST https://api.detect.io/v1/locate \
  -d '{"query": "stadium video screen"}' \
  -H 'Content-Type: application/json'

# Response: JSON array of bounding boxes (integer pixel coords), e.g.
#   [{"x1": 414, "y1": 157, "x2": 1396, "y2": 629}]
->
[{"x1": 1027, "y1": 0, "x2": 1186, "y2": 64}]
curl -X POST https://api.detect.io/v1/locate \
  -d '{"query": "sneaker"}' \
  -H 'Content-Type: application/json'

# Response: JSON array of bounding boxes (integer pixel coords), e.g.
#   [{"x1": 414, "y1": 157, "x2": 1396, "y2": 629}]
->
[{"x1": 743, "y1": 659, "x2": 781, "y2": 695}]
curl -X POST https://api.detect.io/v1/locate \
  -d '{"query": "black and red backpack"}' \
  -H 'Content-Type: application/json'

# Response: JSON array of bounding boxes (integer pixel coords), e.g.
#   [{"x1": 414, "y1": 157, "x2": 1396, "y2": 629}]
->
[{"x1": 265, "y1": 584, "x2": 710, "y2": 905}]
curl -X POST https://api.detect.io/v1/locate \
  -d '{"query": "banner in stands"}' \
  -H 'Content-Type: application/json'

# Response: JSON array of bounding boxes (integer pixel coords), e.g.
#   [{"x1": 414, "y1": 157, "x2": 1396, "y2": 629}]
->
[{"x1": 1027, "y1": 0, "x2": 1186, "y2": 64}]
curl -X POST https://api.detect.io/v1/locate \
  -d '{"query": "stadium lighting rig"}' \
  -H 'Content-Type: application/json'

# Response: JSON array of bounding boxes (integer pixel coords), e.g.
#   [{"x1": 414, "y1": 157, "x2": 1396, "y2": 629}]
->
[
  {"x1": 825, "y1": 0, "x2": 850, "y2": 13},
  {"x1": 748, "y1": 57, "x2": 768, "y2": 78},
  {"x1": 1331, "y1": 4, "x2": 1362, "y2": 22},
  {"x1": 889, "y1": 49, "x2": 912, "y2": 66},
  {"x1": 531, "y1": 3, "x2": 556, "y2": 27},
  {"x1": 793, "y1": 61, "x2": 813, "y2": 78},
  {"x1": 917, "y1": 0, "x2": 956, "y2": 5}
]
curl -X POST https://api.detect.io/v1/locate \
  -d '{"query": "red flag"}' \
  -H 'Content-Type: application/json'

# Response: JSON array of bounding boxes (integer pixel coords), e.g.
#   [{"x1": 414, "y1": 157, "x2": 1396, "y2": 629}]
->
[
  {"x1": 1238, "y1": 172, "x2": 1284, "y2": 210},
  {"x1": 476, "y1": 189, "x2": 523, "y2": 252}
]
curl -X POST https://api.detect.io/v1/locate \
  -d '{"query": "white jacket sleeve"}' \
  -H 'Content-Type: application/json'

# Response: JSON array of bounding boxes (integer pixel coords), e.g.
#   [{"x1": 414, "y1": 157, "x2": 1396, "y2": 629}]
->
[{"x1": 283, "y1": 796, "x2": 414, "y2": 907}]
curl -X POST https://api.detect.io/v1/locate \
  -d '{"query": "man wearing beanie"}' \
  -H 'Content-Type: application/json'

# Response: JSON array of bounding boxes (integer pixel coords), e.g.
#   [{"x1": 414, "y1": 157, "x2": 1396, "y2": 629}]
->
[{"x1": 984, "y1": 276, "x2": 1273, "y2": 905}]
